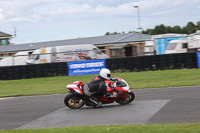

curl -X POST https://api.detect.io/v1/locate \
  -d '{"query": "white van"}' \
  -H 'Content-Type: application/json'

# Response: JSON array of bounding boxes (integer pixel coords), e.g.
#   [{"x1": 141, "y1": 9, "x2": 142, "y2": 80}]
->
[
  {"x1": 26, "y1": 44, "x2": 109, "y2": 64},
  {"x1": 0, "y1": 51, "x2": 31, "y2": 66}
]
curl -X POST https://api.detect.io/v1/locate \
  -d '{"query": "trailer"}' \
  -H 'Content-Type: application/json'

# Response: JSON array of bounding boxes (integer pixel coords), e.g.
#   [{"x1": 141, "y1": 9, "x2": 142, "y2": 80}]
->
[
  {"x1": 144, "y1": 33, "x2": 188, "y2": 55},
  {"x1": 0, "y1": 51, "x2": 31, "y2": 66},
  {"x1": 165, "y1": 31, "x2": 200, "y2": 54}
]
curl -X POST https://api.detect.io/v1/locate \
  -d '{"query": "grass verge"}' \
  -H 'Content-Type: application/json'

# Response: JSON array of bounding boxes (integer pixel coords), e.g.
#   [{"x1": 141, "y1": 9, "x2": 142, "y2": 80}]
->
[
  {"x1": 0, "y1": 124, "x2": 200, "y2": 133},
  {"x1": 0, "y1": 69, "x2": 200, "y2": 97}
]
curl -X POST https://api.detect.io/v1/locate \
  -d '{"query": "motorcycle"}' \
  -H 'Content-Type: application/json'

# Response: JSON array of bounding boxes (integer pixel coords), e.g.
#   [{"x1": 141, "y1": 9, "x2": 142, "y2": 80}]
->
[{"x1": 64, "y1": 77, "x2": 135, "y2": 109}]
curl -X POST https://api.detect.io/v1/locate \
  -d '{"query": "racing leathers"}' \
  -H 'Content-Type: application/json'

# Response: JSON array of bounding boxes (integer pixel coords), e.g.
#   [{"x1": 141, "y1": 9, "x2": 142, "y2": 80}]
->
[{"x1": 83, "y1": 75, "x2": 111, "y2": 108}]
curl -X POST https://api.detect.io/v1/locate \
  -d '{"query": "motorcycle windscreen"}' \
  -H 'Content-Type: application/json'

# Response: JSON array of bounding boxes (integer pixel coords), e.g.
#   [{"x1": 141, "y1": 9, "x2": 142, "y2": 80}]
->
[{"x1": 119, "y1": 79, "x2": 129, "y2": 91}]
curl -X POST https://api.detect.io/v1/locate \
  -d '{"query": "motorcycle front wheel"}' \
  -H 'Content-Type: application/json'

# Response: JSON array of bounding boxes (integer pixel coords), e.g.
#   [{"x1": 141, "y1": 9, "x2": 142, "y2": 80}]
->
[
  {"x1": 115, "y1": 91, "x2": 135, "y2": 105},
  {"x1": 64, "y1": 94, "x2": 85, "y2": 109}
]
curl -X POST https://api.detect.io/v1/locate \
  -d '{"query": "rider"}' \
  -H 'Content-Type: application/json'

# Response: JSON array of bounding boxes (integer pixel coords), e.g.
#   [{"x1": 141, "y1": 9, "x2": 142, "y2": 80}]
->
[{"x1": 83, "y1": 68, "x2": 113, "y2": 108}]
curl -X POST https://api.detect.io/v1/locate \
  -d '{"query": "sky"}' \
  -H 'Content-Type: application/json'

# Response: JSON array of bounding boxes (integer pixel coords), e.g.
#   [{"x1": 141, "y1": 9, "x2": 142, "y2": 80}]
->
[{"x1": 0, "y1": 0, "x2": 200, "y2": 44}]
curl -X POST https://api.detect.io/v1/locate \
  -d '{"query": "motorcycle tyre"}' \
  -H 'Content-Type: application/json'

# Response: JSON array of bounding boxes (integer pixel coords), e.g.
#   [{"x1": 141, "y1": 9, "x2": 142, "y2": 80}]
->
[
  {"x1": 115, "y1": 91, "x2": 135, "y2": 105},
  {"x1": 64, "y1": 93, "x2": 85, "y2": 109}
]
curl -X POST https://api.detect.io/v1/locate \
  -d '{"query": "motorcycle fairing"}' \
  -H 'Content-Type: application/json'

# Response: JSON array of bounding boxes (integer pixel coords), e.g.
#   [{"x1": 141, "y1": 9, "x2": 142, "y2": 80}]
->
[{"x1": 66, "y1": 81, "x2": 84, "y2": 95}]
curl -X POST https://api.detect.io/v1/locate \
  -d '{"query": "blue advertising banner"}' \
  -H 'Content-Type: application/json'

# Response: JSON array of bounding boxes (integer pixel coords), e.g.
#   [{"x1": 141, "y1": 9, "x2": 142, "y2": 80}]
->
[
  {"x1": 67, "y1": 59, "x2": 106, "y2": 76},
  {"x1": 197, "y1": 52, "x2": 200, "y2": 68}
]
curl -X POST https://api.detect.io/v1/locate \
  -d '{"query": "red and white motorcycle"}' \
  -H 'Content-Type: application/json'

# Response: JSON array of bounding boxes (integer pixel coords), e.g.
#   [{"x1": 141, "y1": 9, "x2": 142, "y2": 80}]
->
[{"x1": 64, "y1": 77, "x2": 135, "y2": 109}]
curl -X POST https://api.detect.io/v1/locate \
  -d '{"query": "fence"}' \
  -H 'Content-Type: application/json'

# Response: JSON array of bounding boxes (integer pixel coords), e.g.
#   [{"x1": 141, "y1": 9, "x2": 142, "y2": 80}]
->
[
  {"x1": 0, "y1": 52, "x2": 198, "y2": 80},
  {"x1": 106, "y1": 52, "x2": 197, "y2": 71},
  {"x1": 0, "y1": 62, "x2": 67, "y2": 80}
]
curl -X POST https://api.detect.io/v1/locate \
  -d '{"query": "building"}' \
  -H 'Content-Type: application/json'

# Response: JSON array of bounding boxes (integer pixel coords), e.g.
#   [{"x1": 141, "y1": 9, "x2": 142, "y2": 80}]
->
[
  {"x1": 0, "y1": 31, "x2": 12, "y2": 46},
  {"x1": 0, "y1": 32, "x2": 151, "y2": 58}
]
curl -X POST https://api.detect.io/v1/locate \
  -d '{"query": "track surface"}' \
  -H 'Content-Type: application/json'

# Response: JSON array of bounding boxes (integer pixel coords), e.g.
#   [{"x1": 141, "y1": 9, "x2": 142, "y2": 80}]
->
[{"x1": 0, "y1": 86, "x2": 200, "y2": 130}]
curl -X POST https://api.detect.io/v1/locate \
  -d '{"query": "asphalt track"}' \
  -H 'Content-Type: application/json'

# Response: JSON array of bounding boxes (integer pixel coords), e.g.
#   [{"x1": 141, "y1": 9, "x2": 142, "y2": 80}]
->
[{"x1": 0, "y1": 86, "x2": 200, "y2": 130}]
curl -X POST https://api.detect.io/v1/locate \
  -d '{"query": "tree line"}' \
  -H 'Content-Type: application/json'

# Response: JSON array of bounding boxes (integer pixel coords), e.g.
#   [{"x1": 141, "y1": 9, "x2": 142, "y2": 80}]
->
[{"x1": 105, "y1": 21, "x2": 200, "y2": 35}]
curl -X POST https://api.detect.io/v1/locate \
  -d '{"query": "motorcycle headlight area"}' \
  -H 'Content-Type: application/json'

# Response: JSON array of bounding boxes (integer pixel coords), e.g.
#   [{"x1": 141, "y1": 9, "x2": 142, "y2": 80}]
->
[{"x1": 66, "y1": 84, "x2": 82, "y2": 93}]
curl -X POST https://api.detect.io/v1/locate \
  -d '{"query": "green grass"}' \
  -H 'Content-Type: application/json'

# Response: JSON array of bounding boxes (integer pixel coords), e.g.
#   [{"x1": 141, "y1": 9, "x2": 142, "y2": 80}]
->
[
  {"x1": 0, "y1": 124, "x2": 200, "y2": 133},
  {"x1": 0, "y1": 69, "x2": 200, "y2": 97}
]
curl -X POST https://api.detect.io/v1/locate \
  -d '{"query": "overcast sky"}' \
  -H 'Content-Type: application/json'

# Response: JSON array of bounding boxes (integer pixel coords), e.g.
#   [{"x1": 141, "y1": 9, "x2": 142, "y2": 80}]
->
[{"x1": 0, "y1": 0, "x2": 200, "y2": 44}]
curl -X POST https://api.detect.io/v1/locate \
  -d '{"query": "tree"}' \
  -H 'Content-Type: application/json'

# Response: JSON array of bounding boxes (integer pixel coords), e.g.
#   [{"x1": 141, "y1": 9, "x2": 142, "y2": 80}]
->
[
  {"x1": 142, "y1": 29, "x2": 154, "y2": 34},
  {"x1": 105, "y1": 31, "x2": 125, "y2": 35},
  {"x1": 184, "y1": 22, "x2": 196, "y2": 34},
  {"x1": 152, "y1": 24, "x2": 167, "y2": 35},
  {"x1": 105, "y1": 32, "x2": 111, "y2": 35},
  {"x1": 141, "y1": 21, "x2": 200, "y2": 35},
  {"x1": 173, "y1": 25, "x2": 182, "y2": 33},
  {"x1": 165, "y1": 26, "x2": 173, "y2": 33},
  {"x1": 197, "y1": 21, "x2": 200, "y2": 29},
  {"x1": 105, "y1": 20, "x2": 200, "y2": 35}
]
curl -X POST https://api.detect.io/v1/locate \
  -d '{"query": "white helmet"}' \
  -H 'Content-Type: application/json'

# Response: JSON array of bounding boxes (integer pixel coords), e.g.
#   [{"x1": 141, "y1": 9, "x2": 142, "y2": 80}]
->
[{"x1": 99, "y1": 68, "x2": 111, "y2": 80}]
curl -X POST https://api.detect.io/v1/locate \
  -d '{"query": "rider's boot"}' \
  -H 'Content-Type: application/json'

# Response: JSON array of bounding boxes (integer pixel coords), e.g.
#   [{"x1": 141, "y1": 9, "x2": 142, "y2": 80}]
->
[{"x1": 87, "y1": 97, "x2": 102, "y2": 108}]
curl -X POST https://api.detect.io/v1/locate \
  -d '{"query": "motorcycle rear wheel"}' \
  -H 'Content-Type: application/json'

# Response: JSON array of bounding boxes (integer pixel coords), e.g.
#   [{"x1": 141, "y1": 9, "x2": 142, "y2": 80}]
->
[
  {"x1": 64, "y1": 94, "x2": 85, "y2": 109},
  {"x1": 115, "y1": 91, "x2": 135, "y2": 105}
]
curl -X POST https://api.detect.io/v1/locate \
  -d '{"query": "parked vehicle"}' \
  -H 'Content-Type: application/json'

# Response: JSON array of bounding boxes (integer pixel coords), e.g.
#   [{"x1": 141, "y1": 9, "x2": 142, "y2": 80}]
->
[
  {"x1": 152, "y1": 34, "x2": 187, "y2": 55},
  {"x1": 0, "y1": 51, "x2": 31, "y2": 66},
  {"x1": 26, "y1": 44, "x2": 109, "y2": 64},
  {"x1": 165, "y1": 39, "x2": 188, "y2": 54},
  {"x1": 165, "y1": 31, "x2": 200, "y2": 54},
  {"x1": 64, "y1": 77, "x2": 135, "y2": 109}
]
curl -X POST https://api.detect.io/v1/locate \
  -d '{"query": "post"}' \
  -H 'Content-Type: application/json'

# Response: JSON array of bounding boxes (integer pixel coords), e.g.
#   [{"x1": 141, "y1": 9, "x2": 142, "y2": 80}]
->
[{"x1": 134, "y1": 6, "x2": 143, "y2": 56}]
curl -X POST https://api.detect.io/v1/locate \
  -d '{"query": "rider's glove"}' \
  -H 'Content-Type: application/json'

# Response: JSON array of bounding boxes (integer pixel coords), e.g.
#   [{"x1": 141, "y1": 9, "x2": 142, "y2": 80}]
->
[{"x1": 111, "y1": 78, "x2": 118, "y2": 81}]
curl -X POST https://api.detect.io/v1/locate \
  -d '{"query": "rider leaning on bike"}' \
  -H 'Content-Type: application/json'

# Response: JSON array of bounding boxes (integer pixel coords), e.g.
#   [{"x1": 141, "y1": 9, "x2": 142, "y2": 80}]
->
[{"x1": 83, "y1": 68, "x2": 115, "y2": 108}]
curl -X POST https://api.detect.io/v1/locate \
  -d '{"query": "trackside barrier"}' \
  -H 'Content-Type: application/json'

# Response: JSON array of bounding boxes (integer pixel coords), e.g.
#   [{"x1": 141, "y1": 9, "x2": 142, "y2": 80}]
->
[
  {"x1": 106, "y1": 52, "x2": 197, "y2": 71},
  {"x1": 197, "y1": 52, "x2": 200, "y2": 68},
  {"x1": 0, "y1": 62, "x2": 68, "y2": 80},
  {"x1": 0, "y1": 52, "x2": 198, "y2": 80}
]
